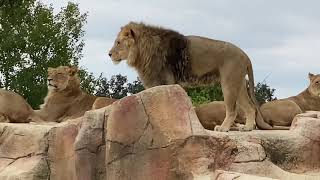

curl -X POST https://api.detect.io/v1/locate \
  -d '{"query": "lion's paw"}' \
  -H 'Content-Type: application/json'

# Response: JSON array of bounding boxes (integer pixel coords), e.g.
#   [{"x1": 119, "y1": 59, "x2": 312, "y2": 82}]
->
[
  {"x1": 214, "y1": 125, "x2": 230, "y2": 132},
  {"x1": 239, "y1": 125, "x2": 254, "y2": 132}
]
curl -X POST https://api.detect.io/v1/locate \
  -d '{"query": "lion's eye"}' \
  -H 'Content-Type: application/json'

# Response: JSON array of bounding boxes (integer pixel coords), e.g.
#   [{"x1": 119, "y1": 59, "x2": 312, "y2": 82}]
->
[
  {"x1": 116, "y1": 41, "x2": 120, "y2": 45},
  {"x1": 316, "y1": 81, "x2": 319, "y2": 85}
]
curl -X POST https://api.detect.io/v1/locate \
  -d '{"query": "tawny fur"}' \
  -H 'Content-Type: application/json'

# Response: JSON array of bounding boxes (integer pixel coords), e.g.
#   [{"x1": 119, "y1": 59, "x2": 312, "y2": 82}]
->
[
  {"x1": 36, "y1": 66, "x2": 115, "y2": 122},
  {"x1": 258, "y1": 73, "x2": 320, "y2": 127},
  {"x1": 195, "y1": 101, "x2": 246, "y2": 130},
  {"x1": 0, "y1": 89, "x2": 41, "y2": 123},
  {"x1": 109, "y1": 22, "x2": 275, "y2": 131},
  {"x1": 196, "y1": 73, "x2": 320, "y2": 129}
]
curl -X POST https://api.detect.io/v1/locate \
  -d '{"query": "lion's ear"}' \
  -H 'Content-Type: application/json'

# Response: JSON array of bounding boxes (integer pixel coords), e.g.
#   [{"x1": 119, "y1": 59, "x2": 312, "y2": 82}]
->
[
  {"x1": 309, "y1": 73, "x2": 316, "y2": 81},
  {"x1": 130, "y1": 29, "x2": 135, "y2": 38},
  {"x1": 68, "y1": 66, "x2": 79, "y2": 76},
  {"x1": 123, "y1": 28, "x2": 135, "y2": 39}
]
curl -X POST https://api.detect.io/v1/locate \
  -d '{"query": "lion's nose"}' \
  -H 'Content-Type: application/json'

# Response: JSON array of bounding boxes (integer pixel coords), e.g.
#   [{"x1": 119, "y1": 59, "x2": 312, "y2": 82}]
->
[
  {"x1": 47, "y1": 78, "x2": 53, "y2": 82},
  {"x1": 108, "y1": 53, "x2": 112, "y2": 57}
]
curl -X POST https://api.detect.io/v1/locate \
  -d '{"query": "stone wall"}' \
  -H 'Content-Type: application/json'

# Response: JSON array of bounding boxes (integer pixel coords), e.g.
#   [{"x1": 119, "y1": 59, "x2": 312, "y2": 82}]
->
[{"x1": 0, "y1": 85, "x2": 319, "y2": 180}]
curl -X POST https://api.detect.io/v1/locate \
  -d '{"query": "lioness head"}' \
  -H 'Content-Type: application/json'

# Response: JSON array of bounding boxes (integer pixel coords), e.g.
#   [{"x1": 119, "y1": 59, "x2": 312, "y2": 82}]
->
[
  {"x1": 108, "y1": 22, "x2": 138, "y2": 65},
  {"x1": 47, "y1": 66, "x2": 80, "y2": 92},
  {"x1": 308, "y1": 73, "x2": 320, "y2": 97}
]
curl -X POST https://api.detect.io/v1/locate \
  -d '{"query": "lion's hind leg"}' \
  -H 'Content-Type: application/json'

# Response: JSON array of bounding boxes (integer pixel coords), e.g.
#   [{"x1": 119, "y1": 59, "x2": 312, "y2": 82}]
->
[
  {"x1": 214, "y1": 75, "x2": 242, "y2": 132},
  {"x1": 237, "y1": 80, "x2": 256, "y2": 131}
]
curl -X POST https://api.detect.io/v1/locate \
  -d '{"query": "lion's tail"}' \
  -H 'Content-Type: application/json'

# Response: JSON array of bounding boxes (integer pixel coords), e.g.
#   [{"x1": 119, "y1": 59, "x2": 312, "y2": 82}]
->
[
  {"x1": 246, "y1": 61, "x2": 274, "y2": 130},
  {"x1": 247, "y1": 62, "x2": 290, "y2": 130}
]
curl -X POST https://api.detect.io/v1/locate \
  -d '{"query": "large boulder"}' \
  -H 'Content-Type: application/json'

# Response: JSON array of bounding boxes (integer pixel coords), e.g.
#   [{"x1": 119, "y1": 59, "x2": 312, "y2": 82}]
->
[
  {"x1": 0, "y1": 119, "x2": 81, "y2": 180},
  {"x1": 105, "y1": 85, "x2": 320, "y2": 180}
]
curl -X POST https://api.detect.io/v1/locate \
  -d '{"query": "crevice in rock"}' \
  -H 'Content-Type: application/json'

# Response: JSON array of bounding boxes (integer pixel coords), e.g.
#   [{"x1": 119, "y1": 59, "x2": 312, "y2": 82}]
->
[
  {"x1": 75, "y1": 147, "x2": 96, "y2": 155},
  {"x1": 0, "y1": 126, "x2": 8, "y2": 138},
  {"x1": 106, "y1": 139, "x2": 131, "y2": 147},
  {"x1": 232, "y1": 175, "x2": 241, "y2": 180},
  {"x1": 188, "y1": 109, "x2": 194, "y2": 134},
  {"x1": 139, "y1": 95, "x2": 154, "y2": 130},
  {"x1": 100, "y1": 113, "x2": 107, "y2": 151},
  {"x1": 233, "y1": 158, "x2": 266, "y2": 164},
  {"x1": 107, "y1": 152, "x2": 135, "y2": 165},
  {"x1": 0, "y1": 152, "x2": 45, "y2": 174},
  {"x1": 13, "y1": 133, "x2": 25, "y2": 136},
  {"x1": 43, "y1": 131, "x2": 51, "y2": 180},
  {"x1": 44, "y1": 156, "x2": 51, "y2": 180},
  {"x1": 133, "y1": 119, "x2": 151, "y2": 148},
  {"x1": 214, "y1": 171, "x2": 223, "y2": 180}
]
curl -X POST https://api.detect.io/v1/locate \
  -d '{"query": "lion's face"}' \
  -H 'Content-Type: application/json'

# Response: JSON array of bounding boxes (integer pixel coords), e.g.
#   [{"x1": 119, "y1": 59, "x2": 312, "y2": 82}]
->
[
  {"x1": 308, "y1": 73, "x2": 320, "y2": 97},
  {"x1": 109, "y1": 26, "x2": 136, "y2": 64},
  {"x1": 47, "y1": 66, "x2": 79, "y2": 92}
]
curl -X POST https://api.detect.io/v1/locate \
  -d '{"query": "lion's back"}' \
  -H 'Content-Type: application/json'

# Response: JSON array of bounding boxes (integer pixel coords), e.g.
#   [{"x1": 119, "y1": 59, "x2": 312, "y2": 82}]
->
[{"x1": 0, "y1": 89, "x2": 33, "y2": 123}]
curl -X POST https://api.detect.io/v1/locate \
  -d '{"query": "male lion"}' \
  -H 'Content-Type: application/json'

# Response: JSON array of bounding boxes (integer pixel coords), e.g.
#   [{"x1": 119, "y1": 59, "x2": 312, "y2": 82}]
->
[
  {"x1": 108, "y1": 22, "x2": 276, "y2": 132},
  {"x1": 36, "y1": 66, "x2": 115, "y2": 122},
  {"x1": 0, "y1": 89, "x2": 42, "y2": 123},
  {"x1": 196, "y1": 73, "x2": 320, "y2": 129}
]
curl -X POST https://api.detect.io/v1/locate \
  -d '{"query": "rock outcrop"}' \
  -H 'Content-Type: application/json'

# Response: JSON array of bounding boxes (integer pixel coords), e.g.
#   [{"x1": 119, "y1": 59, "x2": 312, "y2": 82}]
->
[
  {"x1": 0, "y1": 85, "x2": 319, "y2": 180},
  {"x1": 0, "y1": 119, "x2": 81, "y2": 179}
]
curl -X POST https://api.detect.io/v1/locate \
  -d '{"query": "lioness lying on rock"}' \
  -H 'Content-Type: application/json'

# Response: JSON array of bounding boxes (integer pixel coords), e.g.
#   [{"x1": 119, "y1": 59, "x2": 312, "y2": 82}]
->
[
  {"x1": 36, "y1": 66, "x2": 116, "y2": 122},
  {"x1": 196, "y1": 73, "x2": 320, "y2": 130},
  {"x1": 108, "y1": 21, "x2": 278, "y2": 131},
  {"x1": 0, "y1": 89, "x2": 42, "y2": 123}
]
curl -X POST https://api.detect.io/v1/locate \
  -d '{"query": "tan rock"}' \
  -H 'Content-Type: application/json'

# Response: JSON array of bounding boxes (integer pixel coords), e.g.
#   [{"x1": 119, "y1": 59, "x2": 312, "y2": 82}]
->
[
  {"x1": 105, "y1": 85, "x2": 320, "y2": 180},
  {"x1": 211, "y1": 170, "x2": 279, "y2": 180},
  {"x1": 1, "y1": 85, "x2": 320, "y2": 180},
  {"x1": 0, "y1": 119, "x2": 81, "y2": 180},
  {"x1": 74, "y1": 108, "x2": 109, "y2": 180}
]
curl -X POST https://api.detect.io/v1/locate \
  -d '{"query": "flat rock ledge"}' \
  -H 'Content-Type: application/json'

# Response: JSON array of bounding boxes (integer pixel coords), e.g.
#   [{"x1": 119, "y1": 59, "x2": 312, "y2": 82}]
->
[{"x1": 0, "y1": 85, "x2": 319, "y2": 180}]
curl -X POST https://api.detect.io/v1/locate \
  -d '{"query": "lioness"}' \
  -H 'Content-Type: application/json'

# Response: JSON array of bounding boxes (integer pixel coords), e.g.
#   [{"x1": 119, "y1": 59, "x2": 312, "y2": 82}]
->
[
  {"x1": 0, "y1": 89, "x2": 42, "y2": 123},
  {"x1": 196, "y1": 73, "x2": 320, "y2": 129},
  {"x1": 259, "y1": 73, "x2": 320, "y2": 127},
  {"x1": 92, "y1": 97, "x2": 117, "y2": 110},
  {"x1": 108, "y1": 22, "x2": 276, "y2": 131},
  {"x1": 36, "y1": 66, "x2": 115, "y2": 122}
]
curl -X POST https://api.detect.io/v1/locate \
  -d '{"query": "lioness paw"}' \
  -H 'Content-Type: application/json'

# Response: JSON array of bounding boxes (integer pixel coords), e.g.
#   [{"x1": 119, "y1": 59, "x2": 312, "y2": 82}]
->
[
  {"x1": 214, "y1": 125, "x2": 230, "y2": 132},
  {"x1": 239, "y1": 124, "x2": 254, "y2": 132}
]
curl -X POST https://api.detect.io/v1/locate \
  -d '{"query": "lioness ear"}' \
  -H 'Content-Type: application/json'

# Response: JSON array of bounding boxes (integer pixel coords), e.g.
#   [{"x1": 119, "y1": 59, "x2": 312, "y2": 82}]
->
[
  {"x1": 48, "y1": 67, "x2": 53, "y2": 73},
  {"x1": 68, "y1": 66, "x2": 79, "y2": 76},
  {"x1": 309, "y1": 73, "x2": 316, "y2": 81}
]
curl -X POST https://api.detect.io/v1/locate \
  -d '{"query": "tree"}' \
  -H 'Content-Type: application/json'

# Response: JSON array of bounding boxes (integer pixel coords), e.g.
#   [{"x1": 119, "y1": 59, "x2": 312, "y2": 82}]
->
[
  {"x1": 0, "y1": 0, "x2": 88, "y2": 108},
  {"x1": 96, "y1": 74, "x2": 128, "y2": 99},
  {"x1": 186, "y1": 82, "x2": 276, "y2": 106},
  {"x1": 95, "y1": 74, "x2": 145, "y2": 99},
  {"x1": 255, "y1": 82, "x2": 277, "y2": 105},
  {"x1": 94, "y1": 74, "x2": 276, "y2": 106},
  {"x1": 127, "y1": 78, "x2": 144, "y2": 95}
]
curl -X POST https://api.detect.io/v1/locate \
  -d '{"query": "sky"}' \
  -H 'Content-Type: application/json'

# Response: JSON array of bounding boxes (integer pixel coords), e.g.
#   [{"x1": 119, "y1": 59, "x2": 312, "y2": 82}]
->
[{"x1": 42, "y1": 0, "x2": 320, "y2": 98}]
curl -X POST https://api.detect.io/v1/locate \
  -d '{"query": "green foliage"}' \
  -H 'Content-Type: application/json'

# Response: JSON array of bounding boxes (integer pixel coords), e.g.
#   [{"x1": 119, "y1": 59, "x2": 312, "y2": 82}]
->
[
  {"x1": 186, "y1": 85, "x2": 224, "y2": 106},
  {"x1": 0, "y1": 0, "x2": 88, "y2": 108},
  {"x1": 78, "y1": 68, "x2": 98, "y2": 94},
  {"x1": 255, "y1": 82, "x2": 277, "y2": 105},
  {"x1": 95, "y1": 74, "x2": 145, "y2": 99},
  {"x1": 127, "y1": 78, "x2": 145, "y2": 95},
  {"x1": 186, "y1": 82, "x2": 276, "y2": 106}
]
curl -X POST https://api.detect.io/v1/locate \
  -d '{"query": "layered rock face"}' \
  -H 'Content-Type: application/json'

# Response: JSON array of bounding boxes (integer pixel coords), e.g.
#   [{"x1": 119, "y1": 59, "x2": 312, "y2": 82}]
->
[{"x1": 0, "y1": 85, "x2": 319, "y2": 180}]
